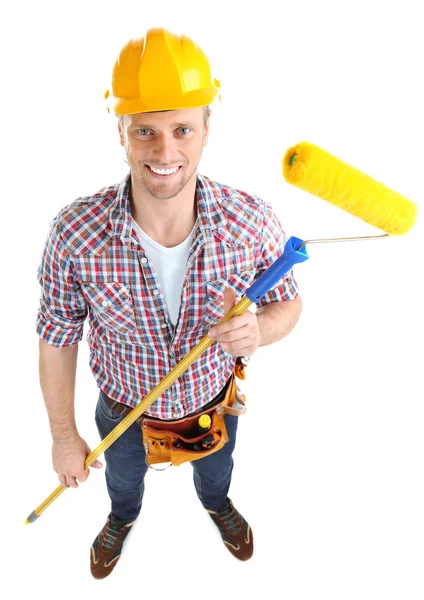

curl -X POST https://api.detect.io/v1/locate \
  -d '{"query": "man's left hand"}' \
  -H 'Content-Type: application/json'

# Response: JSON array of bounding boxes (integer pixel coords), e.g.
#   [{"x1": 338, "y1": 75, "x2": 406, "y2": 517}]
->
[{"x1": 208, "y1": 287, "x2": 260, "y2": 357}]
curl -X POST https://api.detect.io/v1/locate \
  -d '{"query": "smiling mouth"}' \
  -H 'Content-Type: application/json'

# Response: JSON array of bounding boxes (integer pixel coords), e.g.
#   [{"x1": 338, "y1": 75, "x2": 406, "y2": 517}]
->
[{"x1": 146, "y1": 165, "x2": 182, "y2": 178}]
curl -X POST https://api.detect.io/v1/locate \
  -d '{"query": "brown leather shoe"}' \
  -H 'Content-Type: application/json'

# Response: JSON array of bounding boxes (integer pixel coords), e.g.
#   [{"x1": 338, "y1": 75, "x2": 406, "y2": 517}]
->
[
  {"x1": 90, "y1": 513, "x2": 135, "y2": 579},
  {"x1": 207, "y1": 498, "x2": 253, "y2": 560}
]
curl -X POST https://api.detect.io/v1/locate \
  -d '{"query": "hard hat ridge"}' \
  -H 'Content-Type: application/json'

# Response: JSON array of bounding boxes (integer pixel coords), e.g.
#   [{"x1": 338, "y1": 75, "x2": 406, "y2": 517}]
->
[{"x1": 105, "y1": 27, "x2": 221, "y2": 114}]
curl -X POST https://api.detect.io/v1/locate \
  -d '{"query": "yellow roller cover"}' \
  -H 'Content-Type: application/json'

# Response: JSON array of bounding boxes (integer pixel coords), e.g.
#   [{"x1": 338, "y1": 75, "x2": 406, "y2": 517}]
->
[{"x1": 282, "y1": 142, "x2": 417, "y2": 235}]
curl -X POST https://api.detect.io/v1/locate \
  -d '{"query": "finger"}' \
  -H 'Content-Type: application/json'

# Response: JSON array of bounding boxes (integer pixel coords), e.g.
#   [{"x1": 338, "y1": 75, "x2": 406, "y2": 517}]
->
[
  {"x1": 230, "y1": 344, "x2": 256, "y2": 356},
  {"x1": 65, "y1": 475, "x2": 79, "y2": 489},
  {"x1": 214, "y1": 325, "x2": 251, "y2": 343},
  {"x1": 85, "y1": 453, "x2": 103, "y2": 468},
  {"x1": 59, "y1": 474, "x2": 69, "y2": 488},
  {"x1": 221, "y1": 341, "x2": 256, "y2": 356},
  {"x1": 209, "y1": 314, "x2": 252, "y2": 338},
  {"x1": 77, "y1": 470, "x2": 89, "y2": 483},
  {"x1": 223, "y1": 286, "x2": 237, "y2": 314}
]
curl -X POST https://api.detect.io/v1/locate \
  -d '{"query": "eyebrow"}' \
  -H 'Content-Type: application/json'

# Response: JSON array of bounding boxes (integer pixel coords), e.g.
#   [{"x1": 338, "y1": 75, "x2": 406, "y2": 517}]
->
[{"x1": 130, "y1": 121, "x2": 196, "y2": 129}]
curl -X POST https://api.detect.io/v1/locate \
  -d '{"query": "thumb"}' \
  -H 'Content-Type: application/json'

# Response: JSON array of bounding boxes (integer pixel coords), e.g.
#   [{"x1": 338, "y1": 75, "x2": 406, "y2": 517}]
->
[
  {"x1": 84, "y1": 442, "x2": 103, "y2": 469},
  {"x1": 223, "y1": 286, "x2": 237, "y2": 315}
]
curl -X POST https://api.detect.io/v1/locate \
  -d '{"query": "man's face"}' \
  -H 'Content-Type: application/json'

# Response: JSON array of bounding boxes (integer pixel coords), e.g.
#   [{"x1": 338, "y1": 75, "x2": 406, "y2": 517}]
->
[{"x1": 118, "y1": 107, "x2": 210, "y2": 200}]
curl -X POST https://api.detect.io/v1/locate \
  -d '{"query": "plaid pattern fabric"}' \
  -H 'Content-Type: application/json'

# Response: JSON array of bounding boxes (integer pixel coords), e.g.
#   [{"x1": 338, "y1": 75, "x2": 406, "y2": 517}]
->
[{"x1": 36, "y1": 172, "x2": 299, "y2": 419}]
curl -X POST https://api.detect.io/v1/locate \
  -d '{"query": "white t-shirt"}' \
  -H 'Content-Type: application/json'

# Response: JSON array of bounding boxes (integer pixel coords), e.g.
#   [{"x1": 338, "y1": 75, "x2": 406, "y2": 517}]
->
[{"x1": 132, "y1": 218, "x2": 198, "y2": 327}]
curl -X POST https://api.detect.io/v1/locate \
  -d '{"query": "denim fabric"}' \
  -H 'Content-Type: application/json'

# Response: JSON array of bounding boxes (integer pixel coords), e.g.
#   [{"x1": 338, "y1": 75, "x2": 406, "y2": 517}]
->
[
  {"x1": 95, "y1": 388, "x2": 239, "y2": 522},
  {"x1": 95, "y1": 390, "x2": 148, "y2": 522},
  {"x1": 191, "y1": 412, "x2": 238, "y2": 511}
]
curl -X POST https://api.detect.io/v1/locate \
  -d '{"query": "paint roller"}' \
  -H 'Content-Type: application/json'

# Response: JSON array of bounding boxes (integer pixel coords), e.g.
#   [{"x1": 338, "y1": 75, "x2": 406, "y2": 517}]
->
[
  {"x1": 25, "y1": 142, "x2": 417, "y2": 524},
  {"x1": 232, "y1": 141, "x2": 417, "y2": 307},
  {"x1": 282, "y1": 141, "x2": 416, "y2": 236}
]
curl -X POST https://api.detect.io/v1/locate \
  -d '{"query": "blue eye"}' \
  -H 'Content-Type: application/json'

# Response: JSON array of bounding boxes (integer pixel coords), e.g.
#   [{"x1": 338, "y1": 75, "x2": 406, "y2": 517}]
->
[
  {"x1": 138, "y1": 129, "x2": 151, "y2": 135},
  {"x1": 179, "y1": 128, "x2": 191, "y2": 135}
]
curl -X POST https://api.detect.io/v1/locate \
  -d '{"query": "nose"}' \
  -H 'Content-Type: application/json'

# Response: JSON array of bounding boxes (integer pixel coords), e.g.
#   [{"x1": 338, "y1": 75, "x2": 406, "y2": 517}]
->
[{"x1": 152, "y1": 132, "x2": 177, "y2": 164}]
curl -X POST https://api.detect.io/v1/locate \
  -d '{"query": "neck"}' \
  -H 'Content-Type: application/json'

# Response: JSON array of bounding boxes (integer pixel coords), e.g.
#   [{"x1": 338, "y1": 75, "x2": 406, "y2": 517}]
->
[{"x1": 130, "y1": 172, "x2": 198, "y2": 248}]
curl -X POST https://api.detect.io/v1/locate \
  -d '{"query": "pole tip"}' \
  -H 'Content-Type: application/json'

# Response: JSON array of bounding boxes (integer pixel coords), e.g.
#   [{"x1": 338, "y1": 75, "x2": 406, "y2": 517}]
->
[{"x1": 25, "y1": 511, "x2": 39, "y2": 524}]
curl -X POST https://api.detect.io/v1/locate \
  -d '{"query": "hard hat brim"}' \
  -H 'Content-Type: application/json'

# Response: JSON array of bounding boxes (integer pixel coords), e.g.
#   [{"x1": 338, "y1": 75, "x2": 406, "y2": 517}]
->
[{"x1": 111, "y1": 85, "x2": 220, "y2": 115}]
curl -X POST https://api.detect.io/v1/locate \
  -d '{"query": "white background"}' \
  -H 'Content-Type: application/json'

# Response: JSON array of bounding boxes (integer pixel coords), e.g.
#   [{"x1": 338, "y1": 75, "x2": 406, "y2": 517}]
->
[{"x1": 1, "y1": 1, "x2": 423, "y2": 598}]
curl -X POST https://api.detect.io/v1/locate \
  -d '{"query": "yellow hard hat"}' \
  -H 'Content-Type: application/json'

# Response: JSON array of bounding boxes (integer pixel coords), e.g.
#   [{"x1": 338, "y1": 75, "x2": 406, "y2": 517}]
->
[{"x1": 105, "y1": 28, "x2": 221, "y2": 114}]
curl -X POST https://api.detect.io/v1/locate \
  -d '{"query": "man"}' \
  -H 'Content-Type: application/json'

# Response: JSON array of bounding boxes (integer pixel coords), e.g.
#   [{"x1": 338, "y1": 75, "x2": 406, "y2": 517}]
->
[{"x1": 37, "y1": 28, "x2": 302, "y2": 579}]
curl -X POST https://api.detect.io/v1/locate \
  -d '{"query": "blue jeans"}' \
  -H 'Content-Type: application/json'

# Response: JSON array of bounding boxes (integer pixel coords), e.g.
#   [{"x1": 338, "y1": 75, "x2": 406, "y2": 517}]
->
[{"x1": 95, "y1": 388, "x2": 239, "y2": 522}]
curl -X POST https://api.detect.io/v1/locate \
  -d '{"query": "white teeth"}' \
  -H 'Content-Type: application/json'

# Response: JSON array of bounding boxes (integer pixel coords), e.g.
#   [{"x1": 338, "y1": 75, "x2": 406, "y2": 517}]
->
[{"x1": 149, "y1": 166, "x2": 179, "y2": 175}]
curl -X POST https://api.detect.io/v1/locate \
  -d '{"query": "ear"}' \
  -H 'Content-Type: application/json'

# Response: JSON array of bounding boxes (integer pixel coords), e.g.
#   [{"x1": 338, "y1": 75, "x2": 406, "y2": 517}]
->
[
  {"x1": 118, "y1": 120, "x2": 125, "y2": 147},
  {"x1": 202, "y1": 113, "x2": 210, "y2": 148}
]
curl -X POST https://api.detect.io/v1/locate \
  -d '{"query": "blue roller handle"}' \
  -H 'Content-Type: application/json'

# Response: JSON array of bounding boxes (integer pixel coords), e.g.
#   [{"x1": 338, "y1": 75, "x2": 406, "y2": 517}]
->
[{"x1": 246, "y1": 236, "x2": 309, "y2": 302}]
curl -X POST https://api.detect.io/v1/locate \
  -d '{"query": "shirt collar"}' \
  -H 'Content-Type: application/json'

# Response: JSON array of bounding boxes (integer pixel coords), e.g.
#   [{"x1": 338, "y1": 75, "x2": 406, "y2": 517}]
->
[{"x1": 107, "y1": 171, "x2": 231, "y2": 249}]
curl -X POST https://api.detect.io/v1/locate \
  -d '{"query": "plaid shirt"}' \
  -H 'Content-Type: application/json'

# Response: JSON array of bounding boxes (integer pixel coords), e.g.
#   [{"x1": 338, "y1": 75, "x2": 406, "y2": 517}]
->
[{"x1": 36, "y1": 172, "x2": 299, "y2": 419}]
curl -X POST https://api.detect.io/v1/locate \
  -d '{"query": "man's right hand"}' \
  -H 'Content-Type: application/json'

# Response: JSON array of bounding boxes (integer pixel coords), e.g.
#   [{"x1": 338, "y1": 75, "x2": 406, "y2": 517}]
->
[{"x1": 52, "y1": 434, "x2": 103, "y2": 488}]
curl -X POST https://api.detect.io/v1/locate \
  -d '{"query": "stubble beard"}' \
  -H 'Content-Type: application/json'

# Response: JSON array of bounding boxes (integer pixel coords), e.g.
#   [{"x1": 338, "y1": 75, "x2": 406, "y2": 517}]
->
[{"x1": 132, "y1": 159, "x2": 200, "y2": 200}]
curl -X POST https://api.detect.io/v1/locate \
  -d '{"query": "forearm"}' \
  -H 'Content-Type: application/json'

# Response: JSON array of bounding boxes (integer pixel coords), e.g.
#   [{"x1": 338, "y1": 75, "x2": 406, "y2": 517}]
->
[
  {"x1": 256, "y1": 295, "x2": 302, "y2": 347},
  {"x1": 39, "y1": 339, "x2": 79, "y2": 443}
]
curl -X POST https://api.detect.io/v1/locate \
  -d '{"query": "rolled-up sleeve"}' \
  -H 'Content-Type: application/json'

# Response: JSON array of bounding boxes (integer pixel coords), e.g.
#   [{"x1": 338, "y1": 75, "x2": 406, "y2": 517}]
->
[
  {"x1": 255, "y1": 202, "x2": 300, "y2": 307},
  {"x1": 36, "y1": 214, "x2": 88, "y2": 346}
]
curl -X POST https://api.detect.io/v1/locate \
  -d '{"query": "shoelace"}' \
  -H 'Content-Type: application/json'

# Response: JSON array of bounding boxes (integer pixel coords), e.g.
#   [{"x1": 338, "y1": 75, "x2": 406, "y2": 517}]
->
[
  {"x1": 102, "y1": 517, "x2": 126, "y2": 551},
  {"x1": 217, "y1": 500, "x2": 241, "y2": 535}
]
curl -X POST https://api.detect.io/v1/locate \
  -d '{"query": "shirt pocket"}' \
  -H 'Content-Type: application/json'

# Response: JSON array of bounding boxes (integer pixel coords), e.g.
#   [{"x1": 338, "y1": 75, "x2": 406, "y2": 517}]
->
[
  {"x1": 203, "y1": 243, "x2": 256, "y2": 281},
  {"x1": 81, "y1": 281, "x2": 137, "y2": 335},
  {"x1": 204, "y1": 270, "x2": 257, "y2": 325}
]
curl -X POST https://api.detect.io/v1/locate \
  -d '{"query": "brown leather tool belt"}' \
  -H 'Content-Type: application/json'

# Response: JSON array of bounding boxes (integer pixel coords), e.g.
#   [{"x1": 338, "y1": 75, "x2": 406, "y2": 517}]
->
[{"x1": 102, "y1": 359, "x2": 248, "y2": 468}]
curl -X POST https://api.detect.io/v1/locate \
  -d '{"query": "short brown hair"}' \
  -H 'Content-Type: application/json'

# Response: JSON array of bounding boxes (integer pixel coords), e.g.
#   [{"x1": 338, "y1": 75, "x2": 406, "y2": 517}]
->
[{"x1": 118, "y1": 105, "x2": 210, "y2": 127}]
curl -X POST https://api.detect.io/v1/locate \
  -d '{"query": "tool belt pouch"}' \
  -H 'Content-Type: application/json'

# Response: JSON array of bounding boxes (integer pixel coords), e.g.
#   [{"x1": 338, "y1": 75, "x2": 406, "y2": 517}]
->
[{"x1": 141, "y1": 367, "x2": 247, "y2": 468}]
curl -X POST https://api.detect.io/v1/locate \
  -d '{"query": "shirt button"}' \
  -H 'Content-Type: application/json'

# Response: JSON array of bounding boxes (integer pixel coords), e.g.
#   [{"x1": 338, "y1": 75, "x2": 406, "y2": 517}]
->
[
  {"x1": 141, "y1": 257, "x2": 148, "y2": 264},
  {"x1": 153, "y1": 289, "x2": 160, "y2": 296},
  {"x1": 161, "y1": 323, "x2": 167, "y2": 329},
  {"x1": 102, "y1": 300, "x2": 109, "y2": 307},
  {"x1": 173, "y1": 412, "x2": 179, "y2": 418}
]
